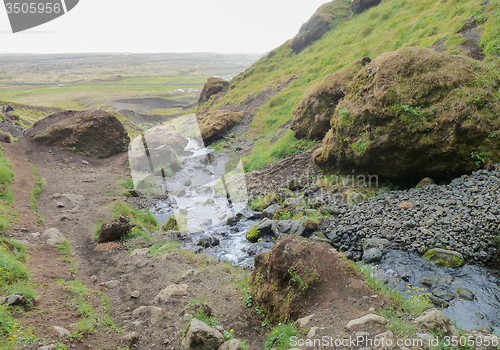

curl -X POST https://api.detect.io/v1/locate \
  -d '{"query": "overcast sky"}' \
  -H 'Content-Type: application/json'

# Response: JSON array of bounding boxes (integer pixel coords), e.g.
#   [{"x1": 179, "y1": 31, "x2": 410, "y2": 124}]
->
[{"x1": 0, "y1": 0, "x2": 328, "y2": 54}]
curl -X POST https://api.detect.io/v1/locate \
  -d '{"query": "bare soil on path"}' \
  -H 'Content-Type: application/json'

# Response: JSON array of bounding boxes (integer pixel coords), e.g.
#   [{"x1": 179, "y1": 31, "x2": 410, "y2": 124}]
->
[{"x1": 2, "y1": 138, "x2": 390, "y2": 350}]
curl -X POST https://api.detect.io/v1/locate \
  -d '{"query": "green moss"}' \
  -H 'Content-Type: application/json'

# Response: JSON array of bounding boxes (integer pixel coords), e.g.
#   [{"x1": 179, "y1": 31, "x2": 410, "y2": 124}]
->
[
  {"x1": 423, "y1": 249, "x2": 465, "y2": 268},
  {"x1": 245, "y1": 225, "x2": 262, "y2": 243}
]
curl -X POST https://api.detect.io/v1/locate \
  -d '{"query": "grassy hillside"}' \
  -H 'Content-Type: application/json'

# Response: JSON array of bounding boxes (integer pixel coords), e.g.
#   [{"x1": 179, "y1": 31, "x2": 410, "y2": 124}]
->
[{"x1": 197, "y1": 0, "x2": 500, "y2": 172}]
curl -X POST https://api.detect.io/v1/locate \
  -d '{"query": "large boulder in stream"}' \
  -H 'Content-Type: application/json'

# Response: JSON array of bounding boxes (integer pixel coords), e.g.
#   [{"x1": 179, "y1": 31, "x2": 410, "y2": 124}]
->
[{"x1": 25, "y1": 110, "x2": 130, "y2": 158}]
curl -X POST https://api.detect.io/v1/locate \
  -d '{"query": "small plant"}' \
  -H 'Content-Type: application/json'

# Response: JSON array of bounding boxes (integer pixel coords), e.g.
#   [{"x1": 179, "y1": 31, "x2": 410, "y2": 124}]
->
[
  {"x1": 255, "y1": 306, "x2": 265, "y2": 317},
  {"x1": 338, "y1": 107, "x2": 353, "y2": 127},
  {"x1": 471, "y1": 150, "x2": 490, "y2": 169},
  {"x1": 244, "y1": 294, "x2": 253, "y2": 307},
  {"x1": 264, "y1": 323, "x2": 298, "y2": 350}
]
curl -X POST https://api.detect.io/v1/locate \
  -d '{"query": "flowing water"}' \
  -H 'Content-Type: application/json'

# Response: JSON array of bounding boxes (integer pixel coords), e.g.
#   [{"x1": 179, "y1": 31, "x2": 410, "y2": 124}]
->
[{"x1": 149, "y1": 136, "x2": 500, "y2": 333}]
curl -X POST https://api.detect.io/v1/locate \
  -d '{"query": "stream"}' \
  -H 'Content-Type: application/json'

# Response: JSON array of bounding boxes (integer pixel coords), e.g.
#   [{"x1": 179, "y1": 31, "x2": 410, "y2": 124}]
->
[{"x1": 145, "y1": 134, "x2": 500, "y2": 335}]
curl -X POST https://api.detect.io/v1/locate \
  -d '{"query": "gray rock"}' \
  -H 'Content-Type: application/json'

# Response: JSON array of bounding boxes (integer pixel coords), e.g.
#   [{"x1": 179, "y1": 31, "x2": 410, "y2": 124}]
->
[
  {"x1": 41, "y1": 228, "x2": 65, "y2": 246},
  {"x1": 432, "y1": 288, "x2": 454, "y2": 302},
  {"x1": 104, "y1": 280, "x2": 120, "y2": 289},
  {"x1": 346, "y1": 314, "x2": 388, "y2": 330},
  {"x1": 153, "y1": 284, "x2": 188, "y2": 305},
  {"x1": 363, "y1": 238, "x2": 389, "y2": 250},
  {"x1": 38, "y1": 345, "x2": 56, "y2": 350},
  {"x1": 261, "y1": 204, "x2": 281, "y2": 219},
  {"x1": 456, "y1": 286, "x2": 475, "y2": 300},
  {"x1": 362, "y1": 248, "x2": 383, "y2": 264},
  {"x1": 181, "y1": 318, "x2": 225, "y2": 350},
  {"x1": 131, "y1": 290, "x2": 141, "y2": 298},
  {"x1": 56, "y1": 202, "x2": 65, "y2": 208},
  {"x1": 175, "y1": 188, "x2": 187, "y2": 197},
  {"x1": 218, "y1": 339, "x2": 242, "y2": 350},
  {"x1": 414, "y1": 308, "x2": 459, "y2": 338},
  {"x1": 283, "y1": 197, "x2": 304, "y2": 207},
  {"x1": 1, "y1": 293, "x2": 25, "y2": 306},
  {"x1": 122, "y1": 331, "x2": 139, "y2": 345},
  {"x1": 294, "y1": 314, "x2": 314, "y2": 329},
  {"x1": 196, "y1": 235, "x2": 220, "y2": 248},
  {"x1": 53, "y1": 326, "x2": 70, "y2": 337}
]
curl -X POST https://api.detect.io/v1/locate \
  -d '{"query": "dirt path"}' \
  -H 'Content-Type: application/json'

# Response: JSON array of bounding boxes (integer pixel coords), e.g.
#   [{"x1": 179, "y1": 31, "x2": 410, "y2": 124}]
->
[{"x1": 2, "y1": 138, "x2": 392, "y2": 350}]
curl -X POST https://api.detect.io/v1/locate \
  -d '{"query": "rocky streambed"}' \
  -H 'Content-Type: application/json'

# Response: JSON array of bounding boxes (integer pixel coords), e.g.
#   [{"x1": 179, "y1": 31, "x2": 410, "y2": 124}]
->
[{"x1": 143, "y1": 124, "x2": 500, "y2": 335}]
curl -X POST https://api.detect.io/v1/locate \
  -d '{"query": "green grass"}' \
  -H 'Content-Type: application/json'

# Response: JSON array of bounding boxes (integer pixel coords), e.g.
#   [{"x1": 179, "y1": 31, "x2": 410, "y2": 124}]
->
[
  {"x1": 93, "y1": 201, "x2": 159, "y2": 242},
  {"x1": 29, "y1": 164, "x2": 44, "y2": 224},
  {"x1": 264, "y1": 323, "x2": 298, "y2": 350},
  {"x1": 55, "y1": 240, "x2": 77, "y2": 277},
  {"x1": 358, "y1": 263, "x2": 431, "y2": 316},
  {"x1": 195, "y1": 0, "x2": 500, "y2": 171},
  {"x1": 0, "y1": 146, "x2": 15, "y2": 232},
  {"x1": 148, "y1": 241, "x2": 180, "y2": 256}
]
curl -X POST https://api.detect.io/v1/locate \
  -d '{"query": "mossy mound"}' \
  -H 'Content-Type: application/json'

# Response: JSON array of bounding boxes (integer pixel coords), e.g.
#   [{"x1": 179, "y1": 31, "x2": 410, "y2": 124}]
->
[
  {"x1": 313, "y1": 47, "x2": 500, "y2": 182},
  {"x1": 198, "y1": 77, "x2": 229, "y2": 104},
  {"x1": 245, "y1": 225, "x2": 262, "y2": 243},
  {"x1": 289, "y1": 1, "x2": 337, "y2": 54},
  {"x1": 423, "y1": 248, "x2": 465, "y2": 268},
  {"x1": 199, "y1": 110, "x2": 243, "y2": 145},
  {"x1": 291, "y1": 66, "x2": 359, "y2": 140},
  {"x1": 25, "y1": 110, "x2": 130, "y2": 158},
  {"x1": 161, "y1": 214, "x2": 187, "y2": 231},
  {"x1": 249, "y1": 236, "x2": 324, "y2": 324}
]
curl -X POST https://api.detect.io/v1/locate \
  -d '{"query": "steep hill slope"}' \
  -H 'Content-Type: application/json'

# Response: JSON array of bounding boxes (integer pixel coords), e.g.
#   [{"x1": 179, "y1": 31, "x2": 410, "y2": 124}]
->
[{"x1": 195, "y1": 0, "x2": 500, "y2": 178}]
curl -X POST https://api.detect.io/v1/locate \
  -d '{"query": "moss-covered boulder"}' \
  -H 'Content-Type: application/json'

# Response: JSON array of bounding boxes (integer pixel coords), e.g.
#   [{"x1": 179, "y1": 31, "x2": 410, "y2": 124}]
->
[
  {"x1": 199, "y1": 110, "x2": 243, "y2": 145},
  {"x1": 162, "y1": 214, "x2": 187, "y2": 231},
  {"x1": 289, "y1": 2, "x2": 337, "y2": 54},
  {"x1": 314, "y1": 47, "x2": 500, "y2": 182},
  {"x1": 25, "y1": 110, "x2": 130, "y2": 158},
  {"x1": 291, "y1": 67, "x2": 357, "y2": 140},
  {"x1": 423, "y1": 248, "x2": 465, "y2": 268},
  {"x1": 245, "y1": 218, "x2": 276, "y2": 243},
  {"x1": 198, "y1": 77, "x2": 229, "y2": 104},
  {"x1": 348, "y1": 0, "x2": 382, "y2": 15}
]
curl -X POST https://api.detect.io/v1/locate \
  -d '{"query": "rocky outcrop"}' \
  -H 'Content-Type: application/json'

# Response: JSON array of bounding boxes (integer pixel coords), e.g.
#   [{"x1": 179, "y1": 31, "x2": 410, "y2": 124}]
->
[
  {"x1": 198, "y1": 77, "x2": 229, "y2": 104},
  {"x1": 289, "y1": 2, "x2": 336, "y2": 54},
  {"x1": 347, "y1": 0, "x2": 382, "y2": 15},
  {"x1": 199, "y1": 110, "x2": 243, "y2": 145},
  {"x1": 291, "y1": 66, "x2": 362, "y2": 140},
  {"x1": 313, "y1": 47, "x2": 500, "y2": 182},
  {"x1": 25, "y1": 110, "x2": 130, "y2": 158}
]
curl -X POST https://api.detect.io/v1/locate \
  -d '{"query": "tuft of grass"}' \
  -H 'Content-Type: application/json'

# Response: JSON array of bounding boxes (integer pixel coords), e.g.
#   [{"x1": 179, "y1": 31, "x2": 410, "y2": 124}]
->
[
  {"x1": 55, "y1": 240, "x2": 77, "y2": 276},
  {"x1": 0, "y1": 146, "x2": 14, "y2": 232},
  {"x1": 29, "y1": 164, "x2": 44, "y2": 224},
  {"x1": 149, "y1": 241, "x2": 180, "y2": 256},
  {"x1": 264, "y1": 323, "x2": 298, "y2": 350},
  {"x1": 358, "y1": 263, "x2": 430, "y2": 316}
]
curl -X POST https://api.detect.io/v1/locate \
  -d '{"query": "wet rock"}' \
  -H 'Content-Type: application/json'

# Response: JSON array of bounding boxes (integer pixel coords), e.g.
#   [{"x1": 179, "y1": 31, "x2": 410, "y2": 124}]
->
[
  {"x1": 261, "y1": 204, "x2": 281, "y2": 219},
  {"x1": 183, "y1": 179, "x2": 192, "y2": 187},
  {"x1": 153, "y1": 284, "x2": 188, "y2": 305},
  {"x1": 175, "y1": 188, "x2": 187, "y2": 197},
  {"x1": 238, "y1": 209, "x2": 261, "y2": 220},
  {"x1": 181, "y1": 318, "x2": 225, "y2": 350},
  {"x1": 196, "y1": 235, "x2": 220, "y2": 248},
  {"x1": 432, "y1": 288, "x2": 454, "y2": 302},
  {"x1": 414, "y1": 308, "x2": 459, "y2": 337},
  {"x1": 201, "y1": 219, "x2": 213, "y2": 226},
  {"x1": 225, "y1": 216, "x2": 240, "y2": 226},
  {"x1": 423, "y1": 248, "x2": 465, "y2": 268},
  {"x1": 362, "y1": 248, "x2": 383, "y2": 264},
  {"x1": 456, "y1": 286, "x2": 475, "y2": 301},
  {"x1": 98, "y1": 215, "x2": 130, "y2": 243},
  {"x1": 246, "y1": 218, "x2": 277, "y2": 243},
  {"x1": 346, "y1": 314, "x2": 388, "y2": 330}
]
